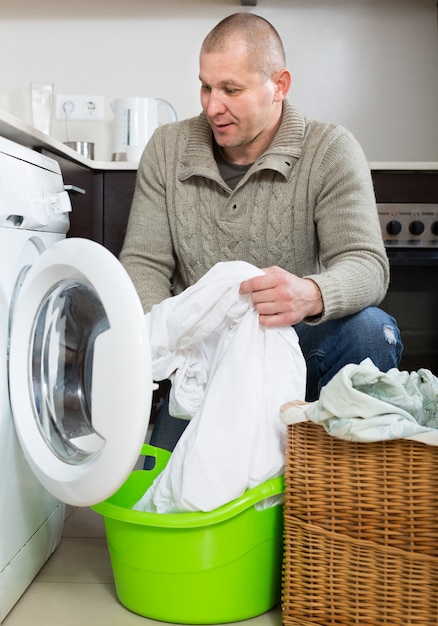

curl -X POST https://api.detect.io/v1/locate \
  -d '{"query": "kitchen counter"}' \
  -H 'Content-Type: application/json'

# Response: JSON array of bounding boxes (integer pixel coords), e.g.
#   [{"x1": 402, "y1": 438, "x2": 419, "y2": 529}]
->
[
  {"x1": 1, "y1": 107, "x2": 437, "y2": 171},
  {"x1": 0, "y1": 108, "x2": 137, "y2": 171}
]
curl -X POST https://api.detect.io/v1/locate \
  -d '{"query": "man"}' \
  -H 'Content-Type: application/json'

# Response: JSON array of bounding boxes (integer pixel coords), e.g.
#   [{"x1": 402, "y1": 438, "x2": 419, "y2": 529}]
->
[{"x1": 120, "y1": 13, "x2": 402, "y2": 450}]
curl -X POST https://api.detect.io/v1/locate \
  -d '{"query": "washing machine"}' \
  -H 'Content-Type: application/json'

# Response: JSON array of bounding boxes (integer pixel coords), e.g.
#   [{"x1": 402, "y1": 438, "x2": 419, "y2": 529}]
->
[{"x1": 0, "y1": 137, "x2": 153, "y2": 621}]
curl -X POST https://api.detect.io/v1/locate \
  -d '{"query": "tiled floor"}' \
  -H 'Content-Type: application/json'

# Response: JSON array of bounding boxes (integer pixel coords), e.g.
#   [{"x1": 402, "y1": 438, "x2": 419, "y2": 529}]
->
[{"x1": 3, "y1": 504, "x2": 282, "y2": 626}]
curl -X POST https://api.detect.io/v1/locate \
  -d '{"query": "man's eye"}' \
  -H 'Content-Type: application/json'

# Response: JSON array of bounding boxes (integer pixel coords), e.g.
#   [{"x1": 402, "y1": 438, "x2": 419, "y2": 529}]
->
[
  {"x1": 225, "y1": 88, "x2": 238, "y2": 95},
  {"x1": 201, "y1": 84, "x2": 211, "y2": 92}
]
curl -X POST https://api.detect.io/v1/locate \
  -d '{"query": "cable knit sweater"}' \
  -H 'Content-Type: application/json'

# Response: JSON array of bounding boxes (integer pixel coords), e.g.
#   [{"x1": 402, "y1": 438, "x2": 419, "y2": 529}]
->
[{"x1": 120, "y1": 99, "x2": 389, "y2": 322}]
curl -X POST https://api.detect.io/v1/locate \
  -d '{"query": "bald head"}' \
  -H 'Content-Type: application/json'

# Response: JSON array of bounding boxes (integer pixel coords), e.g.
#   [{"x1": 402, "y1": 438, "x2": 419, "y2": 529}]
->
[{"x1": 201, "y1": 13, "x2": 286, "y2": 81}]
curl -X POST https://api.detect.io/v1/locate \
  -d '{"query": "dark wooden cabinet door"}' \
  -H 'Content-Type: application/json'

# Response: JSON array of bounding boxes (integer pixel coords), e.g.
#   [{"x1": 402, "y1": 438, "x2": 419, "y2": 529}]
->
[
  {"x1": 103, "y1": 171, "x2": 137, "y2": 258},
  {"x1": 40, "y1": 150, "x2": 137, "y2": 255}
]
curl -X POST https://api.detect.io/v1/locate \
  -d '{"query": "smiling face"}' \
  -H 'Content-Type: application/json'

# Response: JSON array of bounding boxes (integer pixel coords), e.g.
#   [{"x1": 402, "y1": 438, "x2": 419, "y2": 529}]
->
[{"x1": 199, "y1": 39, "x2": 290, "y2": 165}]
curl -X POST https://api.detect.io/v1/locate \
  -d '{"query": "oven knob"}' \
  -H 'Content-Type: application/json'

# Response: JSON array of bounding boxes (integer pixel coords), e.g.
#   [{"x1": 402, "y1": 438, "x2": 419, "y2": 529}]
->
[
  {"x1": 431, "y1": 221, "x2": 438, "y2": 236},
  {"x1": 386, "y1": 220, "x2": 402, "y2": 235},
  {"x1": 409, "y1": 220, "x2": 425, "y2": 235}
]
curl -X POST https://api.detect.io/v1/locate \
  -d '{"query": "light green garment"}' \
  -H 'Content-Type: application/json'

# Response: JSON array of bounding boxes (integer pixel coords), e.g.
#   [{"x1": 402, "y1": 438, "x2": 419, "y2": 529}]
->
[{"x1": 281, "y1": 358, "x2": 438, "y2": 444}]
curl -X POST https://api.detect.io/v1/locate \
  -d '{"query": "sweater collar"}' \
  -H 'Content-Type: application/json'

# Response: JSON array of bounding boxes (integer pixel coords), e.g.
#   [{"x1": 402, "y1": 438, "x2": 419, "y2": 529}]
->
[
  {"x1": 180, "y1": 99, "x2": 305, "y2": 184},
  {"x1": 265, "y1": 99, "x2": 305, "y2": 159}
]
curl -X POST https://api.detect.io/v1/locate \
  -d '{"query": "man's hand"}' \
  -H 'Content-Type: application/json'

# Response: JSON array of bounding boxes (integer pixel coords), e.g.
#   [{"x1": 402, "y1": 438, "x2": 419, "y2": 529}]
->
[{"x1": 239, "y1": 266, "x2": 323, "y2": 328}]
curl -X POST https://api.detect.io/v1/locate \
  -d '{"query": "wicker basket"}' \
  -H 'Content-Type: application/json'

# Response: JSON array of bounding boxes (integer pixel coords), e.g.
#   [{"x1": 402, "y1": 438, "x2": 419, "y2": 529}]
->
[{"x1": 282, "y1": 421, "x2": 438, "y2": 626}]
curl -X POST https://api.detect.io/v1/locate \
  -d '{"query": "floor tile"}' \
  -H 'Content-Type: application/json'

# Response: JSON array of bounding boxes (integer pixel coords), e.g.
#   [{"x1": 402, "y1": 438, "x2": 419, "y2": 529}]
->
[
  {"x1": 3, "y1": 578, "x2": 281, "y2": 626},
  {"x1": 62, "y1": 505, "x2": 106, "y2": 538},
  {"x1": 2, "y1": 581, "x2": 162, "y2": 626},
  {"x1": 35, "y1": 537, "x2": 113, "y2": 584}
]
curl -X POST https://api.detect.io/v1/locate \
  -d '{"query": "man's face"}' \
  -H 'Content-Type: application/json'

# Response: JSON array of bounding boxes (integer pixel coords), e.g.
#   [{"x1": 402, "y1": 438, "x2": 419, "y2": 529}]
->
[{"x1": 199, "y1": 41, "x2": 281, "y2": 164}]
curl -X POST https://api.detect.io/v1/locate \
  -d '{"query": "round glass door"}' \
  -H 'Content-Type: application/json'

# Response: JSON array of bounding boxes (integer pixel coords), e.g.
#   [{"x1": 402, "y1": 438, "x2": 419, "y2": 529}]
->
[
  {"x1": 32, "y1": 277, "x2": 108, "y2": 464},
  {"x1": 9, "y1": 238, "x2": 153, "y2": 506}
]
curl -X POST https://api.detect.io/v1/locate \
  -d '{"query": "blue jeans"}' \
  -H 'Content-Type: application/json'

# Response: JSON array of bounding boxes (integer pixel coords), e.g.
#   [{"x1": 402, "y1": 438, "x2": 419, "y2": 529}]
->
[
  {"x1": 294, "y1": 306, "x2": 402, "y2": 401},
  {"x1": 146, "y1": 306, "x2": 403, "y2": 457}
]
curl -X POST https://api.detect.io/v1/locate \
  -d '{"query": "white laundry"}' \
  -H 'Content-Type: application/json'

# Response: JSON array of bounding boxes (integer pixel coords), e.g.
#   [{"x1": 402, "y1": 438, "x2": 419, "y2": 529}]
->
[
  {"x1": 281, "y1": 358, "x2": 438, "y2": 446},
  {"x1": 134, "y1": 261, "x2": 307, "y2": 513}
]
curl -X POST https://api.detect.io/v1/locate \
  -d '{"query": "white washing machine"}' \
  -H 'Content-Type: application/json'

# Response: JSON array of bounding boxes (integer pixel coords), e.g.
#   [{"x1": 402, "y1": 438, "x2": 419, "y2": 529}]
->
[{"x1": 0, "y1": 137, "x2": 153, "y2": 621}]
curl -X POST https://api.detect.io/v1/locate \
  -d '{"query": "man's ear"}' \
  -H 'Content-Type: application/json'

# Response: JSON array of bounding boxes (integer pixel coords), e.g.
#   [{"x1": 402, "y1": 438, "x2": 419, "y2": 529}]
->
[{"x1": 273, "y1": 69, "x2": 292, "y2": 102}]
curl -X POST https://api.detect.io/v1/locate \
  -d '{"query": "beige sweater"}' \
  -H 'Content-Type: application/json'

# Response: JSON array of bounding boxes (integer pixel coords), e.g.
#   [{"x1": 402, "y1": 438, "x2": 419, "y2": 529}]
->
[{"x1": 120, "y1": 100, "x2": 389, "y2": 322}]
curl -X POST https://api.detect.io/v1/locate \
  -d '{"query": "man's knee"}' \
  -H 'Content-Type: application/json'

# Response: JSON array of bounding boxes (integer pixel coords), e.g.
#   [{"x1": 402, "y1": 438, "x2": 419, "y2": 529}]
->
[
  {"x1": 296, "y1": 306, "x2": 403, "y2": 401},
  {"x1": 346, "y1": 307, "x2": 402, "y2": 366}
]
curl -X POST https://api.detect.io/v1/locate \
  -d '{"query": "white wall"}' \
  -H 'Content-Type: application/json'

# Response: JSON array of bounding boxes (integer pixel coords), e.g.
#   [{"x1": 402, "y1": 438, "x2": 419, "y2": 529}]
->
[{"x1": 0, "y1": 0, "x2": 437, "y2": 162}]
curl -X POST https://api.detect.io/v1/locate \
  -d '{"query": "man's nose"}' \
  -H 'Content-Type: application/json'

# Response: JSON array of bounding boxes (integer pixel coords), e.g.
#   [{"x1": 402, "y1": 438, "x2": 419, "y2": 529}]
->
[{"x1": 205, "y1": 91, "x2": 226, "y2": 116}]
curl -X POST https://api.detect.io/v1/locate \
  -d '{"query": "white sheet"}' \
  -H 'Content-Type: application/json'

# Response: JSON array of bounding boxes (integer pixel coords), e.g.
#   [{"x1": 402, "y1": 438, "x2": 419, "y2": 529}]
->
[{"x1": 133, "y1": 261, "x2": 307, "y2": 513}]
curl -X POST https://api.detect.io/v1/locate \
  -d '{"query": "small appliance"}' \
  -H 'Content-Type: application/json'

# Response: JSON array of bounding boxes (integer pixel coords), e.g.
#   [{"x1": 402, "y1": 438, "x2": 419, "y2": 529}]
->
[{"x1": 111, "y1": 97, "x2": 177, "y2": 162}]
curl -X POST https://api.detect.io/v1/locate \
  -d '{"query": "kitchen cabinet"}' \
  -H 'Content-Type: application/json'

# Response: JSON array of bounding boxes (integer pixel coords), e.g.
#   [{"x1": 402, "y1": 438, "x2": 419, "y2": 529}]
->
[
  {"x1": 102, "y1": 171, "x2": 137, "y2": 257},
  {"x1": 42, "y1": 150, "x2": 137, "y2": 258}
]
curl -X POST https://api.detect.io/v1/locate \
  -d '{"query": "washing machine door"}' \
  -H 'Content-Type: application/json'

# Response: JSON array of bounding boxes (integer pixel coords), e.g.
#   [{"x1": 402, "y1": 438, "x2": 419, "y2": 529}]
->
[{"x1": 8, "y1": 238, "x2": 153, "y2": 506}]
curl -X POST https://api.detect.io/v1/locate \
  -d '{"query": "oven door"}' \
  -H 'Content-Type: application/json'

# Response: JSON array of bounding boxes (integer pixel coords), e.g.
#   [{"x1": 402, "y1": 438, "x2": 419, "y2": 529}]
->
[
  {"x1": 383, "y1": 249, "x2": 438, "y2": 375},
  {"x1": 8, "y1": 238, "x2": 153, "y2": 506}
]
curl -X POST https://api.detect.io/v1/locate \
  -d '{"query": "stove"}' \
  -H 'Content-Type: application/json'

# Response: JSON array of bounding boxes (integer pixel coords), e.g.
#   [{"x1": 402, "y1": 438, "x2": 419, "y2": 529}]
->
[
  {"x1": 378, "y1": 203, "x2": 438, "y2": 248},
  {"x1": 372, "y1": 170, "x2": 438, "y2": 374}
]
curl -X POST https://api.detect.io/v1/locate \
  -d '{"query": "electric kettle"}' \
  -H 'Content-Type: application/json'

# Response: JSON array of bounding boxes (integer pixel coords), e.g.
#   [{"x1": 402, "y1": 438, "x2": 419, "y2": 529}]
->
[{"x1": 111, "y1": 97, "x2": 177, "y2": 162}]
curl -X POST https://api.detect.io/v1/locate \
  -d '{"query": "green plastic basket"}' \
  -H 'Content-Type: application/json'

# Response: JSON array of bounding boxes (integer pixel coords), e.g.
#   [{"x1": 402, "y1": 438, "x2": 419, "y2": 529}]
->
[{"x1": 92, "y1": 444, "x2": 284, "y2": 624}]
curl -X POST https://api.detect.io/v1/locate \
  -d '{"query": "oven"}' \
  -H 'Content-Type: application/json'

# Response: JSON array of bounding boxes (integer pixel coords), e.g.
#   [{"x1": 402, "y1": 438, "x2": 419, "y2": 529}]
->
[{"x1": 372, "y1": 168, "x2": 438, "y2": 375}]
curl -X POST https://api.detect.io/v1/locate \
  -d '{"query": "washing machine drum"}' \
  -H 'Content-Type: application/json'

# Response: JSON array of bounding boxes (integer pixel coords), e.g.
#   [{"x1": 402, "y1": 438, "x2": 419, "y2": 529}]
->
[{"x1": 9, "y1": 238, "x2": 153, "y2": 506}]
